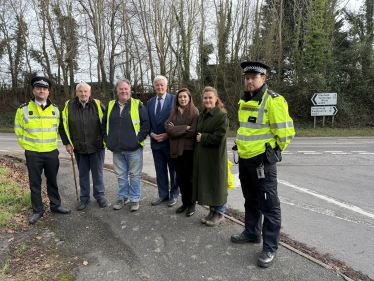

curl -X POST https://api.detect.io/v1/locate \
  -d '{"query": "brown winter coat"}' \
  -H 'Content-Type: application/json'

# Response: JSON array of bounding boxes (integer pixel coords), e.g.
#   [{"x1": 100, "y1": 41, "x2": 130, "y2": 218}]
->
[
  {"x1": 164, "y1": 106, "x2": 199, "y2": 158},
  {"x1": 192, "y1": 105, "x2": 229, "y2": 207}
]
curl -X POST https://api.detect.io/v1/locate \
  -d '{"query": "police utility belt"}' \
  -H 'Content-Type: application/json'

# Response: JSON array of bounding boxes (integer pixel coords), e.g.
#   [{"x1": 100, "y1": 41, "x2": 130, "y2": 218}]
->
[{"x1": 256, "y1": 143, "x2": 282, "y2": 180}]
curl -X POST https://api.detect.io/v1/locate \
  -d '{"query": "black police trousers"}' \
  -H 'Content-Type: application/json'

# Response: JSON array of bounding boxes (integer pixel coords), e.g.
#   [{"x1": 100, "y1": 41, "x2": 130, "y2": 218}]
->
[
  {"x1": 25, "y1": 149, "x2": 61, "y2": 214},
  {"x1": 239, "y1": 153, "x2": 281, "y2": 252}
]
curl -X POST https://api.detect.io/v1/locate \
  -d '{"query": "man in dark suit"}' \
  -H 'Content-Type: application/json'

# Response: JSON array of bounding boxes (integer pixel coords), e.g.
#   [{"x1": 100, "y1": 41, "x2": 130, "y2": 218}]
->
[{"x1": 147, "y1": 75, "x2": 179, "y2": 207}]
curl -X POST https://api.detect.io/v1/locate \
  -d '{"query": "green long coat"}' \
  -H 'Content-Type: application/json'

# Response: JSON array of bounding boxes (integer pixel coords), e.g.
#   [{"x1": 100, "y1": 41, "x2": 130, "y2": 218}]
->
[{"x1": 192, "y1": 105, "x2": 229, "y2": 207}]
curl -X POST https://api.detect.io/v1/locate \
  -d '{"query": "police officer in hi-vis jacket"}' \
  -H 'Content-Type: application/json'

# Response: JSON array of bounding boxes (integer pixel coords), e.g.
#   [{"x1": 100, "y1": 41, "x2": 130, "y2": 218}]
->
[
  {"x1": 231, "y1": 62, "x2": 295, "y2": 268},
  {"x1": 14, "y1": 76, "x2": 71, "y2": 224}
]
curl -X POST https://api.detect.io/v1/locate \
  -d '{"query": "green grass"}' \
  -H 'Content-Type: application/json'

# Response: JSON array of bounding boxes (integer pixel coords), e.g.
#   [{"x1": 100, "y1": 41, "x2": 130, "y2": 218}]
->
[
  {"x1": 294, "y1": 127, "x2": 374, "y2": 137},
  {"x1": 0, "y1": 172, "x2": 32, "y2": 228},
  {"x1": 0, "y1": 127, "x2": 14, "y2": 133},
  {"x1": 1, "y1": 257, "x2": 11, "y2": 273},
  {"x1": 15, "y1": 245, "x2": 30, "y2": 253},
  {"x1": 228, "y1": 127, "x2": 374, "y2": 138}
]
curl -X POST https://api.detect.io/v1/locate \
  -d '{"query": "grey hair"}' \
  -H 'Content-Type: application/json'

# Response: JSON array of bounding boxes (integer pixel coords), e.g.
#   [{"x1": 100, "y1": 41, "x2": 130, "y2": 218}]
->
[
  {"x1": 76, "y1": 81, "x2": 91, "y2": 90},
  {"x1": 116, "y1": 78, "x2": 131, "y2": 90},
  {"x1": 153, "y1": 75, "x2": 168, "y2": 86}
]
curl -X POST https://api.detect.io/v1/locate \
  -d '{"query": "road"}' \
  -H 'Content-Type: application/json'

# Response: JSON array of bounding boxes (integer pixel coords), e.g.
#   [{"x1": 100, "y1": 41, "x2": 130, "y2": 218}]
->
[{"x1": 2, "y1": 133, "x2": 374, "y2": 279}]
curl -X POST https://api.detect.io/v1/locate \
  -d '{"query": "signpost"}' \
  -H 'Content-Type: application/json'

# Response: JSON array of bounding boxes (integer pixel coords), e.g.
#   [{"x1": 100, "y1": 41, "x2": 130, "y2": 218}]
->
[{"x1": 311, "y1": 93, "x2": 338, "y2": 128}]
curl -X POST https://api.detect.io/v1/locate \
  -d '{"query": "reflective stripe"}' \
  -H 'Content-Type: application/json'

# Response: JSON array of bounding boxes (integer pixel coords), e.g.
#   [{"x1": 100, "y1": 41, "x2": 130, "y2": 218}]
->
[
  {"x1": 16, "y1": 134, "x2": 23, "y2": 139},
  {"x1": 132, "y1": 119, "x2": 140, "y2": 125},
  {"x1": 240, "y1": 107, "x2": 268, "y2": 113},
  {"x1": 236, "y1": 133, "x2": 276, "y2": 141},
  {"x1": 99, "y1": 117, "x2": 102, "y2": 123},
  {"x1": 22, "y1": 136, "x2": 56, "y2": 143},
  {"x1": 53, "y1": 106, "x2": 59, "y2": 119},
  {"x1": 29, "y1": 116, "x2": 58, "y2": 119},
  {"x1": 270, "y1": 121, "x2": 294, "y2": 130},
  {"x1": 15, "y1": 124, "x2": 57, "y2": 133},
  {"x1": 257, "y1": 94, "x2": 270, "y2": 124},
  {"x1": 24, "y1": 128, "x2": 57, "y2": 133},
  {"x1": 23, "y1": 106, "x2": 29, "y2": 124},
  {"x1": 239, "y1": 122, "x2": 270, "y2": 129},
  {"x1": 279, "y1": 135, "x2": 295, "y2": 142}
]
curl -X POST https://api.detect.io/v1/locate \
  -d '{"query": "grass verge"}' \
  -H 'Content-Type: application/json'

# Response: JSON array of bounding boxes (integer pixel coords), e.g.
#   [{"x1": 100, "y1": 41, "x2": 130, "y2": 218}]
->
[{"x1": 0, "y1": 166, "x2": 32, "y2": 230}]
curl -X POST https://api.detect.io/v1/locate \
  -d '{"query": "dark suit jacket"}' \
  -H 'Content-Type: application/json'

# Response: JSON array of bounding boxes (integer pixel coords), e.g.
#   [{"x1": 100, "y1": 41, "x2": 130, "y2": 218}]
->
[{"x1": 147, "y1": 93, "x2": 175, "y2": 150}]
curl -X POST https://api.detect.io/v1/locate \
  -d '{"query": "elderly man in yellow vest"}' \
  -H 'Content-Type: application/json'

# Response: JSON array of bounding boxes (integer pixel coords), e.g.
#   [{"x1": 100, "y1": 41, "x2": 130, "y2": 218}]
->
[
  {"x1": 231, "y1": 62, "x2": 295, "y2": 268},
  {"x1": 101, "y1": 78, "x2": 150, "y2": 212},
  {"x1": 14, "y1": 76, "x2": 71, "y2": 224},
  {"x1": 59, "y1": 82, "x2": 107, "y2": 211}
]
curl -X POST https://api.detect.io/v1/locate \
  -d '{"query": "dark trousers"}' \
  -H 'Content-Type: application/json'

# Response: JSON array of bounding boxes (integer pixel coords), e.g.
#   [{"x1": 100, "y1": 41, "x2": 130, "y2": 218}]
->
[
  {"x1": 74, "y1": 149, "x2": 105, "y2": 201},
  {"x1": 152, "y1": 147, "x2": 179, "y2": 199},
  {"x1": 171, "y1": 150, "x2": 194, "y2": 206},
  {"x1": 25, "y1": 149, "x2": 61, "y2": 214},
  {"x1": 239, "y1": 153, "x2": 281, "y2": 252}
]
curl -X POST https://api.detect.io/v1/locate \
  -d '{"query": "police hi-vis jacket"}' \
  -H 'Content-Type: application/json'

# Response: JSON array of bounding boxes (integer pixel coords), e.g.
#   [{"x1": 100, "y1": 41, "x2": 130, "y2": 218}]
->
[
  {"x1": 14, "y1": 99, "x2": 60, "y2": 152},
  {"x1": 236, "y1": 84, "x2": 295, "y2": 159}
]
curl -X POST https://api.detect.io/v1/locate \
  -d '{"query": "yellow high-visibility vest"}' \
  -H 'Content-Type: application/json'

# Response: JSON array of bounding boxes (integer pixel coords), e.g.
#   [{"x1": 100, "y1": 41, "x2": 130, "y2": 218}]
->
[
  {"x1": 14, "y1": 100, "x2": 59, "y2": 152},
  {"x1": 106, "y1": 98, "x2": 144, "y2": 146},
  {"x1": 236, "y1": 89, "x2": 295, "y2": 159},
  {"x1": 61, "y1": 99, "x2": 105, "y2": 149}
]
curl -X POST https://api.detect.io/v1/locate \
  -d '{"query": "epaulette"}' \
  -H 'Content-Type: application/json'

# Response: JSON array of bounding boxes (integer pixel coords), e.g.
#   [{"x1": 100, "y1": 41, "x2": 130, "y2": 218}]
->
[
  {"x1": 19, "y1": 102, "x2": 29, "y2": 108},
  {"x1": 51, "y1": 102, "x2": 59, "y2": 108},
  {"x1": 267, "y1": 90, "x2": 279, "y2": 98}
]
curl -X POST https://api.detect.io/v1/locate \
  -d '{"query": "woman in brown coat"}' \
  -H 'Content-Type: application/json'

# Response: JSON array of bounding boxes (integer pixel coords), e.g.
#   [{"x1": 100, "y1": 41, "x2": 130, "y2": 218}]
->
[
  {"x1": 165, "y1": 88, "x2": 199, "y2": 216},
  {"x1": 192, "y1": 86, "x2": 229, "y2": 226}
]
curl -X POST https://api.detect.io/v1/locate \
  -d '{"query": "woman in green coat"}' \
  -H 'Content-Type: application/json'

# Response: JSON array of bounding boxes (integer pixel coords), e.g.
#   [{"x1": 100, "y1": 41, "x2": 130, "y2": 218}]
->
[{"x1": 192, "y1": 86, "x2": 229, "y2": 226}]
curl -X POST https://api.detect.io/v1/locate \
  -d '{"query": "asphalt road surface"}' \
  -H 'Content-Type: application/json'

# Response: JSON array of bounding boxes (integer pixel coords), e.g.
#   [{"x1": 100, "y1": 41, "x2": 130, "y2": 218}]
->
[{"x1": 2, "y1": 133, "x2": 374, "y2": 279}]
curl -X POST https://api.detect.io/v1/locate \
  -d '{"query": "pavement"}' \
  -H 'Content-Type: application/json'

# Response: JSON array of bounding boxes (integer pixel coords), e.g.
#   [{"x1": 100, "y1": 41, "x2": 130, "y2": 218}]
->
[{"x1": 14, "y1": 155, "x2": 348, "y2": 281}]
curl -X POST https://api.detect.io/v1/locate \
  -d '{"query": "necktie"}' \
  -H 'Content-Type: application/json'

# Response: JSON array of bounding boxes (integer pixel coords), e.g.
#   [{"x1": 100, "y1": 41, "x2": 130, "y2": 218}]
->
[{"x1": 155, "y1": 97, "x2": 162, "y2": 121}]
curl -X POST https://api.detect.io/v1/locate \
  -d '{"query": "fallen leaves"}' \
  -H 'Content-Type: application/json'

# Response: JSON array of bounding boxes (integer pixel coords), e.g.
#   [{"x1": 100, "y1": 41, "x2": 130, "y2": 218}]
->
[
  {"x1": 83, "y1": 261, "x2": 88, "y2": 266},
  {"x1": 36, "y1": 236, "x2": 42, "y2": 240},
  {"x1": 121, "y1": 225, "x2": 126, "y2": 229},
  {"x1": 8, "y1": 238, "x2": 14, "y2": 242}
]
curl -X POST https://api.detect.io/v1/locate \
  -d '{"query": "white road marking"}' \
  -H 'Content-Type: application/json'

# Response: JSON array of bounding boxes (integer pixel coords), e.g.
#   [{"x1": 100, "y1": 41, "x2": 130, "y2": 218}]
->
[
  {"x1": 278, "y1": 180, "x2": 374, "y2": 220},
  {"x1": 298, "y1": 151, "x2": 315, "y2": 153},
  {"x1": 352, "y1": 151, "x2": 366, "y2": 152},
  {"x1": 359, "y1": 153, "x2": 374, "y2": 155},
  {"x1": 303, "y1": 152, "x2": 323, "y2": 155},
  {"x1": 282, "y1": 153, "x2": 293, "y2": 155},
  {"x1": 325, "y1": 151, "x2": 342, "y2": 152},
  {"x1": 279, "y1": 196, "x2": 374, "y2": 228},
  {"x1": 331, "y1": 153, "x2": 351, "y2": 155}
]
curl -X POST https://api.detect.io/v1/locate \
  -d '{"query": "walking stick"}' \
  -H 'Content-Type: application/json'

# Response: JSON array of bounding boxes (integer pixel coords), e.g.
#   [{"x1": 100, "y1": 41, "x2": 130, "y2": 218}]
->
[{"x1": 70, "y1": 154, "x2": 79, "y2": 203}]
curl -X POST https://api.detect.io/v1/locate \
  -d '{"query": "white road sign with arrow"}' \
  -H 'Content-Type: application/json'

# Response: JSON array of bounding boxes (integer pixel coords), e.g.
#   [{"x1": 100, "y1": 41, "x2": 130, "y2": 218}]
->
[
  {"x1": 311, "y1": 106, "x2": 338, "y2": 116},
  {"x1": 311, "y1": 93, "x2": 337, "y2": 105}
]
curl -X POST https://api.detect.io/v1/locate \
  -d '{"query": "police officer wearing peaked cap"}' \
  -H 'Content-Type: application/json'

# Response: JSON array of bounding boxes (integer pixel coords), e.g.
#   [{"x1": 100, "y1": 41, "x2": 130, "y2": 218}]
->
[
  {"x1": 230, "y1": 61, "x2": 295, "y2": 267},
  {"x1": 14, "y1": 76, "x2": 71, "y2": 224}
]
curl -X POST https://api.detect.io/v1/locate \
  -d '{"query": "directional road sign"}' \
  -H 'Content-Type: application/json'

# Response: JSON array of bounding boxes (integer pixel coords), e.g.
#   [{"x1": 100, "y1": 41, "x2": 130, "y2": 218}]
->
[
  {"x1": 311, "y1": 93, "x2": 337, "y2": 105},
  {"x1": 311, "y1": 106, "x2": 338, "y2": 116}
]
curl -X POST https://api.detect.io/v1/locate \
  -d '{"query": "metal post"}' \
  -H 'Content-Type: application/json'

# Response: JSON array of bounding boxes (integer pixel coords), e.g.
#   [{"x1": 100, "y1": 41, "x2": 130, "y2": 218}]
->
[
  {"x1": 314, "y1": 116, "x2": 316, "y2": 129},
  {"x1": 323, "y1": 116, "x2": 325, "y2": 127},
  {"x1": 332, "y1": 116, "x2": 334, "y2": 126}
]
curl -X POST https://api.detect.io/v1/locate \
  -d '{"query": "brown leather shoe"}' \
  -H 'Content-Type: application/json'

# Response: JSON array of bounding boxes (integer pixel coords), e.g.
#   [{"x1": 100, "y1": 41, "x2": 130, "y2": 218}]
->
[
  {"x1": 201, "y1": 210, "x2": 215, "y2": 224},
  {"x1": 206, "y1": 212, "x2": 225, "y2": 226}
]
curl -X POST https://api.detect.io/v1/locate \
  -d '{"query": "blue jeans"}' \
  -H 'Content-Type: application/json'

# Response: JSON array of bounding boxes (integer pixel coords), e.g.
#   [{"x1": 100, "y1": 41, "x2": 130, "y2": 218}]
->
[
  {"x1": 210, "y1": 204, "x2": 226, "y2": 214},
  {"x1": 74, "y1": 149, "x2": 105, "y2": 201},
  {"x1": 113, "y1": 148, "x2": 143, "y2": 202}
]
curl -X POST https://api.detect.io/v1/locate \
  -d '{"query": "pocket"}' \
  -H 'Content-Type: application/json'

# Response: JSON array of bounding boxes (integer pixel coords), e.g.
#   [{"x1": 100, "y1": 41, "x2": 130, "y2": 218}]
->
[{"x1": 258, "y1": 163, "x2": 279, "y2": 210}]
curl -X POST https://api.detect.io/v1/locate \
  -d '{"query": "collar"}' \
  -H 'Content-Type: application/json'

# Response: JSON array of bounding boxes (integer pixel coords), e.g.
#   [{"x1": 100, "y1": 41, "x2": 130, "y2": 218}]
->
[
  {"x1": 76, "y1": 97, "x2": 93, "y2": 108},
  {"x1": 32, "y1": 98, "x2": 50, "y2": 108},
  {"x1": 156, "y1": 93, "x2": 167, "y2": 100},
  {"x1": 241, "y1": 83, "x2": 268, "y2": 102},
  {"x1": 116, "y1": 98, "x2": 130, "y2": 106},
  {"x1": 203, "y1": 105, "x2": 220, "y2": 116}
]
